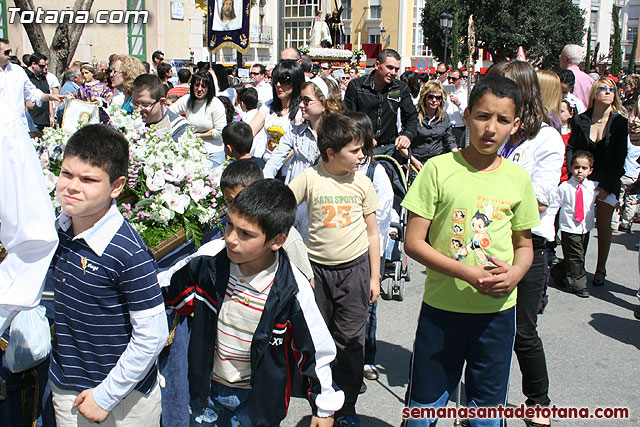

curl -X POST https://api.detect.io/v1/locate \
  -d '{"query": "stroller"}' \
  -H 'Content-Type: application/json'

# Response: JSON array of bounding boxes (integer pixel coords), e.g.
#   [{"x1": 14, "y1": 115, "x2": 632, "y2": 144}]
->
[{"x1": 373, "y1": 154, "x2": 412, "y2": 301}]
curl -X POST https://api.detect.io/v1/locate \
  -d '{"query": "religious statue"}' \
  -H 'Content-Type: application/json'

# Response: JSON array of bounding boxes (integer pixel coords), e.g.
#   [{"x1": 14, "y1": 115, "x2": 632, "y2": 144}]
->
[
  {"x1": 309, "y1": 10, "x2": 331, "y2": 48},
  {"x1": 326, "y1": 1, "x2": 344, "y2": 48}
]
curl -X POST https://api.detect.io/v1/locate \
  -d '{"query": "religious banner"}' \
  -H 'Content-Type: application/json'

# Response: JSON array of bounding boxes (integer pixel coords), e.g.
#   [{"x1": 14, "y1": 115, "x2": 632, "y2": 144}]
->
[{"x1": 204, "y1": 0, "x2": 251, "y2": 54}]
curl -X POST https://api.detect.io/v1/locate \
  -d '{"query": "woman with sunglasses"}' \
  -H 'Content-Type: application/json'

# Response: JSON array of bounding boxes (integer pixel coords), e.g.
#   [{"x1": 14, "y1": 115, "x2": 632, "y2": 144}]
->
[
  {"x1": 263, "y1": 77, "x2": 344, "y2": 239},
  {"x1": 488, "y1": 61, "x2": 565, "y2": 427},
  {"x1": 263, "y1": 76, "x2": 343, "y2": 183},
  {"x1": 567, "y1": 77, "x2": 629, "y2": 287},
  {"x1": 250, "y1": 60, "x2": 305, "y2": 165},
  {"x1": 170, "y1": 71, "x2": 228, "y2": 167},
  {"x1": 402, "y1": 80, "x2": 457, "y2": 173}
]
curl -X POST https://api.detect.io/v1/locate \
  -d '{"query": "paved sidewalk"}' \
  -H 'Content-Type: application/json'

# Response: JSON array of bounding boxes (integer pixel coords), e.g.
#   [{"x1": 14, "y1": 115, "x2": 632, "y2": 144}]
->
[{"x1": 283, "y1": 227, "x2": 640, "y2": 426}]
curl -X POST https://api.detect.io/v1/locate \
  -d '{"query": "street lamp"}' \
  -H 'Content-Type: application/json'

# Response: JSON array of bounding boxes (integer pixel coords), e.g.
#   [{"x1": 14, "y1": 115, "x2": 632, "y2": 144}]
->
[
  {"x1": 380, "y1": 27, "x2": 391, "y2": 43},
  {"x1": 440, "y1": 12, "x2": 453, "y2": 67}
]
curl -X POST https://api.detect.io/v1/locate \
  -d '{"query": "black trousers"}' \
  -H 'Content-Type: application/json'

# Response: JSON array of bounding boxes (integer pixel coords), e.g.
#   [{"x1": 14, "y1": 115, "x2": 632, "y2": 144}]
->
[
  {"x1": 514, "y1": 235, "x2": 551, "y2": 406},
  {"x1": 561, "y1": 231, "x2": 590, "y2": 291},
  {"x1": 312, "y1": 253, "x2": 370, "y2": 416}
]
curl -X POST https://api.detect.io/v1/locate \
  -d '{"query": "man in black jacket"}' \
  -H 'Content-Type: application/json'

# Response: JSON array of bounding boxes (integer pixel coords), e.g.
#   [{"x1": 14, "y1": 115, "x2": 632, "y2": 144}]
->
[
  {"x1": 344, "y1": 49, "x2": 418, "y2": 156},
  {"x1": 24, "y1": 53, "x2": 51, "y2": 130}
]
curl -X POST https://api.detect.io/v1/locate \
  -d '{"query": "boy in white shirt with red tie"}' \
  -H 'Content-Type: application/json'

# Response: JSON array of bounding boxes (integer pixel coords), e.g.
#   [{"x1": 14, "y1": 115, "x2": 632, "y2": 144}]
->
[{"x1": 548, "y1": 150, "x2": 618, "y2": 298}]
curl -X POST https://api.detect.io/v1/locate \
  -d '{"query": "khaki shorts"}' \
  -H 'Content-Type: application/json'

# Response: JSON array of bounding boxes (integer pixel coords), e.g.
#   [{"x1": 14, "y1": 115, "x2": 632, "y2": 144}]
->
[{"x1": 50, "y1": 378, "x2": 161, "y2": 427}]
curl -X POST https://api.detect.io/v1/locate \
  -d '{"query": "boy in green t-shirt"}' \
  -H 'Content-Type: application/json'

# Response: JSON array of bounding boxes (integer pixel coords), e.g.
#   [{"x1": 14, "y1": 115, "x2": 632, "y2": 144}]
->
[{"x1": 401, "y1": 76, "x2": 540, "y2": 426}]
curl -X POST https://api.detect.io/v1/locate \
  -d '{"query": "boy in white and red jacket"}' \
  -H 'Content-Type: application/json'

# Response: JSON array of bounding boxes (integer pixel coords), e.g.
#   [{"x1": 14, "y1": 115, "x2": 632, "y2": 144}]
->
[{"x1": 159, "y1": 179, "x2": 343, "y2": 427}]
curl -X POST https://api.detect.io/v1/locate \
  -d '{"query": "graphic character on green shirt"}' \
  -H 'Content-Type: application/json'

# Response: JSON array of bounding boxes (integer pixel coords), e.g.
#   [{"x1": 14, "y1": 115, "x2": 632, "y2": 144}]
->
[{"x1": 454, "y1": 203, "x2": 493, "y2": 264}]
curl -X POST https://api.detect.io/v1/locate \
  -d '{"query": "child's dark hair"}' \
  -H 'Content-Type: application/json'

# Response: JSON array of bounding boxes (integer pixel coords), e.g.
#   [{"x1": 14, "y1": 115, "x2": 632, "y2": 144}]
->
[
  {"x1": 63, "y1": 123, "x2": 129, "y2": 183},
  {"x1": 317, "y1": 113, "x2": 364, "y2": 162},
  {"x1": 222, "y1": 121, "x2": 253, "y2": 156},
  {"x1": 220, "y1": 158, "x2": 264, "y2": 191},
  {"x1": 238, "y1": 86, "x2": 258, "y2": 110},
  {"x1": 571, "y1": 149, "x2": 594, "y2": 168},
  {"x1": 130, "y1": 74, "x2": 166, "y2": 101},
  {"x1": 343, "y1": 111, "x2": 374, "y2": 160},
  {"x1": 468, "y1": 75, "x2": 522, "y2": 118},
  {"x1": 218, "y1": 95, "x2": 236, "y2": 124},
  {"x1": 561, "y1": 98, "x2": 577, "y2": 122},
  {"x1": 230, "y1": 179, "x2": 296, "y2": 241}
]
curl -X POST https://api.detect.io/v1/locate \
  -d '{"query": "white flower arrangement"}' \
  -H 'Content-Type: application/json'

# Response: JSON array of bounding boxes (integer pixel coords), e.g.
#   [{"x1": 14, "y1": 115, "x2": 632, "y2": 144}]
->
[
  {"x1": 34, "y1": 106, "x2": 225, "y2": 250},
  {"x1": 308, "y1": 47, "x2": 354, "y2": 59}
]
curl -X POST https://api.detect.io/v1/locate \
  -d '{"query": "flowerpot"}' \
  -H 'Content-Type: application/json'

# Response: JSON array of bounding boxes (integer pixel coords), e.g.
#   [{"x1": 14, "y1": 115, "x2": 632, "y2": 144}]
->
[{"x1": 150, "y1": 228, "x2": 187, "y2": 260}]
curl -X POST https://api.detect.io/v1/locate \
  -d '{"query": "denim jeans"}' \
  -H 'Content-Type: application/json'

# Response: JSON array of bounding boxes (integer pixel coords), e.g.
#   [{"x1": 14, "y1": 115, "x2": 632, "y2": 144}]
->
[
  {"x1": 190, "y1": 381, "x2": 252, "y2": 427},
  {"x1": 209, "y1": 151, "x2": 226, "y2": 169},
  {"x1": 404, "y1": 304, "x2": 515, "y2": 427}
]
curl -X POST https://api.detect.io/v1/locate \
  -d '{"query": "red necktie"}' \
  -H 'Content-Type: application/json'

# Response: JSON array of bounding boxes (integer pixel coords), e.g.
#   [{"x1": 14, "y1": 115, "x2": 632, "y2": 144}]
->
[{"x1": 575, "y1": 182, "x2": 584, "y2": 223}]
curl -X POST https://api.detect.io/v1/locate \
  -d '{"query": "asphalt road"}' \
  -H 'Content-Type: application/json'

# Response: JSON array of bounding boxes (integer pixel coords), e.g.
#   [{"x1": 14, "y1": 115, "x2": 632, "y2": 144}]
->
[{"x1": 283, "y1": 226, "x2": 640, "y2": 426}]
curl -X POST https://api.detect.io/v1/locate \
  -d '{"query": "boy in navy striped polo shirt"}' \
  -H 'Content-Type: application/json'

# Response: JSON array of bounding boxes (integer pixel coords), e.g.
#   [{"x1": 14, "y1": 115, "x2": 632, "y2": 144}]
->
[{"x1": 47, "y1": 124, "x2": 168, "y2": 426}]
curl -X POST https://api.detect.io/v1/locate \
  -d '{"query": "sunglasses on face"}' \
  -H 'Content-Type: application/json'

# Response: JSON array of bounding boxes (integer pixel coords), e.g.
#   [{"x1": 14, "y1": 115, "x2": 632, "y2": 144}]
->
[
  {"x1": 436, "y1": 70, "x2": 446, "y2": 75},
  {"x1": 449, "y1": 77, "x2": 459, "y2": 82},
  {"x1": 276, "y1": 76, "x2": 292, "y2": 85},
  {"x1": 320, "y1": 66, "x2": 331, "y2": 70},
  {"x1": 249, "y1": 72, "x2": 261, "y2": 76},
  {"x1": 301, "y1": 96, "x2": 320, "y2": 105},
  {"x1": 426, "y1": 94, "x2": 442, "y2": 101},
  {"x1": 597, "y1": 86, "x2": 616, "y2": 93},
  {"x1": 3, "y1": 48, "x2": 11, "y2": 55}
]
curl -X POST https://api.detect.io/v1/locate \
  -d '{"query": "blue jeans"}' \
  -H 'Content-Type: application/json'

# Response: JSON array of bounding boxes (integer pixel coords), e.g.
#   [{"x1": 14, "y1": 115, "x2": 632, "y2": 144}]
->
[
  {"x1": 404, "y1": 304, "x2": 515, "y2": 427},
  {"x1": 190, "y1": 381, "x2": 252, "y2": 427},
  {"x1": 209, "y1": 151, "x2": 226, "y2": 169}
]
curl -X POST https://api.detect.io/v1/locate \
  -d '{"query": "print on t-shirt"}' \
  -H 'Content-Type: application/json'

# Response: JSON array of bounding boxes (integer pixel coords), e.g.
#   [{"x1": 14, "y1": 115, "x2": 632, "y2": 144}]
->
[
  {"x1": 267, "y1": 125, "x2": 285, "y2": 152},
  {"x1": 454, "y1": 202, "x2": 493, "y2": 264}
]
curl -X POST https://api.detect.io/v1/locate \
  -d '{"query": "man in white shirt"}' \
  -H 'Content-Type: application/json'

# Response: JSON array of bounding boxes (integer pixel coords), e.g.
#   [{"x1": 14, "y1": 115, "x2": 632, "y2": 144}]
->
[
  {"x1": 0, "y1": 38, "x2": 63, "y2": 130},
  {"x1": 445, "y1": 68, "x2": 468, "y2": 148},
  {"x1": 250, "y1": 63, "x2": 272, "y2": 107},
  {"x1": 436, "y1": 62, "x2": 448, "y2": 83},
  {"x1": 0, "y1": 104, "x2": 58, "y2": 334},
  {"x1": 150, "y1": 50, "x2": 164, "y2": 74}
]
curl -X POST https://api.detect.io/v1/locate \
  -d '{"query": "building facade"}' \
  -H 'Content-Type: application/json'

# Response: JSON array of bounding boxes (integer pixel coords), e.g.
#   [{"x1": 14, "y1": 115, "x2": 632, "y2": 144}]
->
[
  {"x1": 2, "y1": 0, "x2": 211, "y2": 69},
  {"x1": 574, "y1": 0, "x2": 640, "y2": 69},
  {"x1": 277, "y1": 0, "x2": 432, "y2": 71},
  {"x1": 0, "y1": 0, "x2": 433, "y2": 72}
]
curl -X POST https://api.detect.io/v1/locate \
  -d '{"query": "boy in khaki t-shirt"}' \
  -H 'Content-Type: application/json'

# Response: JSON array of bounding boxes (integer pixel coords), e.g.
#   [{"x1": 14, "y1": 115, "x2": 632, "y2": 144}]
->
[{"x1": 289, "y1": 113, "x2": 380, "y2": 426}]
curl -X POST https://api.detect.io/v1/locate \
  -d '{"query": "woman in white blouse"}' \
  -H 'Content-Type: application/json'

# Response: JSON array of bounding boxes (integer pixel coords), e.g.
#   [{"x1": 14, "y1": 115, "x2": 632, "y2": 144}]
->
[
  {"x1": 170, "y1": 72, "x2": 227, "y2": 167},
  {"x1": 263, "y1": 76, "x2": 344, "y2": 183},
  {"x1": 249, "y1": 60, "x2": 305, "y2": 165},
  {"x1": 488, "y1": 60, "x2": 564, "y2": 427}
]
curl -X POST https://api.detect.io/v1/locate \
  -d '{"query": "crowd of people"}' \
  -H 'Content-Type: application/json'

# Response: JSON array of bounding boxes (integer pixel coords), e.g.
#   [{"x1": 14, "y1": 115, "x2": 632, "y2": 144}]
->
[{"x1": 1, "y1": 36, "x2": 639, "y2": 427}]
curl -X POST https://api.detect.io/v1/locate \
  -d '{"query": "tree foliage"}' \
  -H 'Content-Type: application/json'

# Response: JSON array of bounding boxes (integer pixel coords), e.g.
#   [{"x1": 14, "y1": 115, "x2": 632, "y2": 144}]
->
[
  {"x1": 611, "y1": 5, "x2": 622, "y2": 75},
  {"x1": 421, "y1": 0, "x2": 585, "y2": 69},
  {"x1": 13, "y1": 0, "x2": 94, "y2": 76}
]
